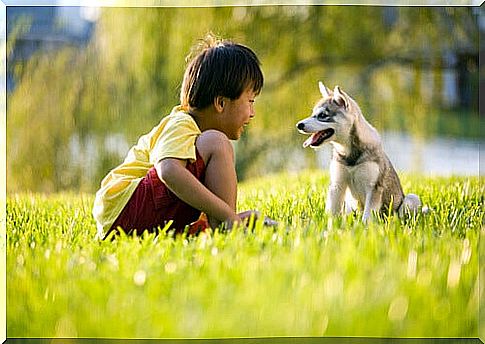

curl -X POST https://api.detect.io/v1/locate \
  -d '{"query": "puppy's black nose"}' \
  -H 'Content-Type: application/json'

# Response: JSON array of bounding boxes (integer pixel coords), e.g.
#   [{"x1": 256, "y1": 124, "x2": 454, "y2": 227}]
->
[{"x1": 297, "y1": 122, "x2": 305, "y2": 130}]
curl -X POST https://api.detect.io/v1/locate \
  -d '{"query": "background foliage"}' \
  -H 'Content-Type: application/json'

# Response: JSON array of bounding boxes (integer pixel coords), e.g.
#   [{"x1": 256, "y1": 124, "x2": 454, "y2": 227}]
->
[{"x1": 6, "y1": 6, "x2": 480, "y2": 192}]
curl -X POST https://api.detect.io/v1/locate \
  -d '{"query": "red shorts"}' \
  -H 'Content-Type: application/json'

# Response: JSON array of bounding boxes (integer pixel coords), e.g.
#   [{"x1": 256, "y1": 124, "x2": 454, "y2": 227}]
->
[{"x1": 105, "y1": 150, "x2": 206, "y2": 238}]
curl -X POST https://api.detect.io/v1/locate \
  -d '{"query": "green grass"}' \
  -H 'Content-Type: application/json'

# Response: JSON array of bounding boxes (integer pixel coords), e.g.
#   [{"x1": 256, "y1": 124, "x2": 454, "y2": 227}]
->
[{"x1": 6, "y1": 171, "x2": 484, "y2": 338}]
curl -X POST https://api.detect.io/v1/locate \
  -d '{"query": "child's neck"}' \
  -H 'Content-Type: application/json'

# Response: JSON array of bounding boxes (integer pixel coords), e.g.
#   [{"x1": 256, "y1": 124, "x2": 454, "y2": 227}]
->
[{"x1": 189, "y1": 107, "x2": 221, "y2": 132}]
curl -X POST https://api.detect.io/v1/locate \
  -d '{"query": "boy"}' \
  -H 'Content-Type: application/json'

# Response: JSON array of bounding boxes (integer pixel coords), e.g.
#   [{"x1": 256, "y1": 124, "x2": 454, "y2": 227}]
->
[{"x1": 93, "y1": 34, "x2": 274, "y2": 239}]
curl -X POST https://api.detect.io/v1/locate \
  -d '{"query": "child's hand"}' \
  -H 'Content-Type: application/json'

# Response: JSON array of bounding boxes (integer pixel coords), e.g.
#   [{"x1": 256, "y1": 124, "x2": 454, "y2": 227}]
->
[
  {"x1": 262, "y1": 217, "x2": 278, "y2": 226},
  {"x1": 237, "y1": 210, "x2": 278, "y2": 227}
]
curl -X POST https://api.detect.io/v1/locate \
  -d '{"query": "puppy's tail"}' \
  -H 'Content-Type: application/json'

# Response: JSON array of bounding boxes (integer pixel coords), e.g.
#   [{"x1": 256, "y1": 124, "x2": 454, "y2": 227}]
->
[{"x1": 398, "y1": 193, "x2": 423, "y2": 217}]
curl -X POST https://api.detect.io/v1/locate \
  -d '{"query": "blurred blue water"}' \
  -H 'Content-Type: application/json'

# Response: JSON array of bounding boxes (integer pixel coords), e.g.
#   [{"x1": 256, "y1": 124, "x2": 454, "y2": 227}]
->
[{"x1": 316, "y1": 132, "x2": 483, "y2": 176}]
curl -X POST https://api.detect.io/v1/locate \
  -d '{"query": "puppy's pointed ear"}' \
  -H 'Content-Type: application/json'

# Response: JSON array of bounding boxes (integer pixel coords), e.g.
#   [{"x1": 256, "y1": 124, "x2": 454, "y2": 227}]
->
[
  {"x1": 333, "y1": 85, "x2": 348, "y2": 109},
  {"x1": 318, "y1": 81, "x2": 330, "y2": 98}
]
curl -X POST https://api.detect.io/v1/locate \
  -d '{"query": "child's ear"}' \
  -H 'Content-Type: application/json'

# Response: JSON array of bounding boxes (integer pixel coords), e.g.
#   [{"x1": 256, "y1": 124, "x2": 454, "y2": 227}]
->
[{"x1": 214, "y1": 96, "x2": 225, "y2": 113}]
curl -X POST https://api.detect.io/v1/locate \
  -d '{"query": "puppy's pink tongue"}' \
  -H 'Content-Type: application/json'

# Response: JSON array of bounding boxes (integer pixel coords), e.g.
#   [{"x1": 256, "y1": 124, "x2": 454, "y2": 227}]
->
[{"x1": 303, "y1": 133, "x2": 319, "y2": 148}]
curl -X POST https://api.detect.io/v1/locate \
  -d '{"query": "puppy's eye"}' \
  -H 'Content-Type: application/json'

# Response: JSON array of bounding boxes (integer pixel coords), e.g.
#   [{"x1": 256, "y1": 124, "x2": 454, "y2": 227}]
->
[{"x1": 317, "y1": 111, "x2": 329, "y2": 120}]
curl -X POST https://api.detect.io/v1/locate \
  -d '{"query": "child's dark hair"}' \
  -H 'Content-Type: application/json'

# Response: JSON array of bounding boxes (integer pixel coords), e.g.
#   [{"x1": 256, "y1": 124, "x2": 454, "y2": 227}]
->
[{"x1": 180, "y1": 34, "x2": 264, "y2": 110}]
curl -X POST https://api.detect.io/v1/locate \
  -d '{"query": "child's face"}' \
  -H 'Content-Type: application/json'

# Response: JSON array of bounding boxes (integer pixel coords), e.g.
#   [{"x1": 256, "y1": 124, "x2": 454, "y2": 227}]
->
[{"x1": 220, "y1": 88, "x2": 257, "y2": 140}]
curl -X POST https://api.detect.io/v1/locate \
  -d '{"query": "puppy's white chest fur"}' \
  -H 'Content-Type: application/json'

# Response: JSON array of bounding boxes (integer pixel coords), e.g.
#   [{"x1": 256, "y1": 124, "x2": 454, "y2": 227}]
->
[{"x1": 331, "y1": 159, "x2": 380, "y2": 207}]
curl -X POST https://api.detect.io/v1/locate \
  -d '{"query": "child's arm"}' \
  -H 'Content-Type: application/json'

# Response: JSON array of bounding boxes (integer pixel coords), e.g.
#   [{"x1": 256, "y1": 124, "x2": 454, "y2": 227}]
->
[{"x1": 156, "y1": 158, "x2": 241, "y2": 227}]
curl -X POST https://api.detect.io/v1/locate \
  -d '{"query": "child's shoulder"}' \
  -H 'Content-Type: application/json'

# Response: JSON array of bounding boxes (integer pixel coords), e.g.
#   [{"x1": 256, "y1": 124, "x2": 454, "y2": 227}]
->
[
  {"x1": 165, "y1": 106, "x2": 199, "y2": 129},
  {"x1": 163, "y1": 106, "x2": 195, "y2": 125},
  {"x1": 149, "y1": 106, "x2": 200, "y2": 141}
]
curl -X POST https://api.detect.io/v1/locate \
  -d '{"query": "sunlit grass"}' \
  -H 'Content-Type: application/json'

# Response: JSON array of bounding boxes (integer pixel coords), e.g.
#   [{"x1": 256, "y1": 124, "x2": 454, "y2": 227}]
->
[{"x1": 6, "y1": 171, "x2": 483, "y2": 338}]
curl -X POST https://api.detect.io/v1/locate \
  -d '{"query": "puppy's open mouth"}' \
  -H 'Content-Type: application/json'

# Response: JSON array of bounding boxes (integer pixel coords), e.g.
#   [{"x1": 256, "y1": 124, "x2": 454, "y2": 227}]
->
[{"x1": 303, "y1": 129, "x2": 335, "y2": 148}]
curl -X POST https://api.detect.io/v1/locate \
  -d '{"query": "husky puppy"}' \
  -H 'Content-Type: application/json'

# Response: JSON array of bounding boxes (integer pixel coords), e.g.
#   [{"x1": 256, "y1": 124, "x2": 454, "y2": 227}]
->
[{"x1": 296, "y1": 82, "x2": 421, "y2": 222}]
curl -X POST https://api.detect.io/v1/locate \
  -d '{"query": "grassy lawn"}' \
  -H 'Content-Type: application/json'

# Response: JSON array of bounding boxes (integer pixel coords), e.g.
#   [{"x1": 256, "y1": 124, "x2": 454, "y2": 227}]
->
[{"x1": 6, "y1": 171, "x2": 483, "y2": 338}]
